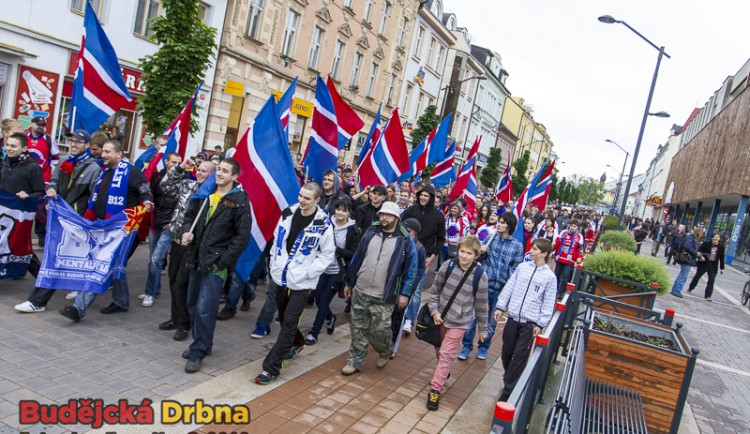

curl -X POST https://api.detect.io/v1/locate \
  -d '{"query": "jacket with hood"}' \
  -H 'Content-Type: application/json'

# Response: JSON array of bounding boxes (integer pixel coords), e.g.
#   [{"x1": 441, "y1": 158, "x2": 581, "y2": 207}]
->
[
  {"x1": 401, "y1": 184, "x2": 446, "y2": 258},
  {"x1": 324, "y1": 217, "x2": 360, "y2": 276},
  {"x1": 47, "y1": 153, "x2": 100, "y2": 215},
  {"x1": 150, "y1": 168, "x2": 179, "y2": 228},
  {"x1": 319, "y1": 170, "x2": 351, "y2": 215},
  {"x1": 181, "y1": 181, "x2": 252, "y2": 272},
  {"x1": 269, "y1": 204, "x2": 336, "y2": 290},
  {"x1": 0, "y1": 151, "x2": 45, "y2": 198},
  {"x1": 160, "y1": 165, "x2": 200, "y2": 238}
]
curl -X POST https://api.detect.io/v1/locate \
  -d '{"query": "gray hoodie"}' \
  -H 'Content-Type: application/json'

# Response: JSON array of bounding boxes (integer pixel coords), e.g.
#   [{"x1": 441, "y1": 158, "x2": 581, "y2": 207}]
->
[{"x1": 325, "y1": 217, "x2": 356, "y2": 274}]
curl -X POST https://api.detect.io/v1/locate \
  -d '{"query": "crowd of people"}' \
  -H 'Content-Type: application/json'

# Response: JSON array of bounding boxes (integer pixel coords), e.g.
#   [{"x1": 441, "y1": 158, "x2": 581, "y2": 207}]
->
[{"x1": 3, "y1": 116, "x2": 618, "y2": 410}]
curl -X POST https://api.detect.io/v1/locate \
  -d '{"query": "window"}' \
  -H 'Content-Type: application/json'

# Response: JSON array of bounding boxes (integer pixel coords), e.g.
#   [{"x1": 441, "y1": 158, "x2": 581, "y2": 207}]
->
[
  {"x1": 378, "y1": 2, "x2": 390, "y2": 35},
  {"x1": 197, "y1": 2, "x2": 210, "y2": 24},
  {"x1": 350, "y1": 52, "x2": 363, "y2": 87},
  {"x1": 386, "y1": 73, "x2": 396, "y2": 105},
  {"x1": 432, "y1": 43, "x2": 444, "y2": 72},
  {"x1": 134, "y1": 0, "x2": 162, "y2": 37},
  {"x1": 414, "y1": 92, "x2": 424, "y2": 118},
  {"x1": 331, "y1": 41, "x2": 344, "y2": 80},
  {"x1": 344, "y1": 0, "x2": 353, "y2": 8},
  {"x1": 245, "y1": 0, "x2": 263, "y2": 39},
  {"x1": 413, "y1": 26, "x2": 425, "y2": 59},
  {"x1": 366, "y1": 62, "x2": 378, "y2": 97},
  {"x1": 72, "y1": 0, "x2": 102, "y2": 15},
  {"x1": 281, "y1": 10, "x2": 299, "y2": 57},
  {"x1": 426, "y1": 38, "x2": 436, "y2": 68},
  {"x1": 308, "y1": 27, "x2": 324, "y2": 69},
  {"x1": 402, "y1": 84, "x2": 413, "y2": 113},
  {"x1": 363, "y1": 0, "x2": 373, "y2": 22},
  {"x1": 398, "y1": 18, "x2": 408, "y2": 46}
]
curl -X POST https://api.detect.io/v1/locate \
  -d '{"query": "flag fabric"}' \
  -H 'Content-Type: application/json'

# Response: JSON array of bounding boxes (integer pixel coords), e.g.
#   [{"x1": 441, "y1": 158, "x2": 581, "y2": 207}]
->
[
  {"x1": 357, "y1": 108, "x2": 410, "y2": 189},
  {"x1": 530, "y1": 159, "x2": 556, "y2": 210},
  {"x1": 327, "y1": 76, "x2": 364, "y2": 148},
  {"x1": 277, "y1": 77, "x2": 298, "y2": 135},
  {"x1": 36, "y1": 198, "x2": 146, "y2": 293},
  {"x1": 134, "y1": 143, "x2": 157, "y2": 170},
  {"x1": 302, "y1": 76, "x2": 339, "y2": 182},
  {"x1": 399, "y1": 114, "x2": 452, "y2": 181},
  {"x1": 495, "y1": 150, "x2": 513, "y2": 203},
  {"x1": 0, "y1": 190, "x2": 36, "y2": 280},
  {"x1": 142, "y1": 84, "x2": 201, "y2": 181},
  {"x1": 449, "y1": 136, "x2": 481, "y2": 202},
  {"x1": 512, "y1": 164, "x2": 548, "y2": 244},
  {"x1": 231, "y1": 96, "x2": 300, "y2": 282},
  {"x1": 68, "y1": 1, "x2": 132, "y2": 133},
  {"x1": 429, "y1": 142, "x2": 456, "y2": 188},
  {"x1": 356, "y1": 104, "x2": 382, "y2": 166}
]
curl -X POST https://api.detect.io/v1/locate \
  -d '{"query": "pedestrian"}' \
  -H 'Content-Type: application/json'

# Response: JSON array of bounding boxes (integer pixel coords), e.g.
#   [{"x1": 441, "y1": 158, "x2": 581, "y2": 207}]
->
[
  {"x1": 494, "y1": 238, "x2": 558, "y2": 402},
  {"x1": 442, "y1": 201, "x2": 470, "y2": 265},
  {"x1": 425, "y1": 236, "x2": 488, "y2": 411},
  {"x1": 457, "y1": 212, "x2": 523, "y2": 361},
  {"x1": 58, "y1": 140, "x2": 154, "y2": 322},
  {"x1": 666, "y1": 224, "x2": 685, "y2": 265},
  {"x1": 552, "y1": 219, "x2": 584, "y2": 294},
  {"x1": 341, "y1": 201, "x2": 417, "y2": 376},
  {"x1": 670, "y1": 227, "x2": 703, "y2": 298},
  {"x1": 631, "y1": 218, "x2": 648, "y2": 254},
  {"x1": 391, "y1": 218, "x2": 426, "y2": 355},
  {"x1": 180, "y1": 158, "x2": 252, "y2": 373},
  {"x1": 157, "y1": 157, "x2": 216, "y2": 340},
  {"x1": 687, "y1": 232, "x2": 725, "y2": 300},
  {"x1": 651, "y1": 221, "x2": 666, "y2": 256},
  {"x1": 254, "y1": 182, "x2": 335, "y2": 384},
  {"x1": 353, "y1": 184, "x2": 387, "y2": 232}
]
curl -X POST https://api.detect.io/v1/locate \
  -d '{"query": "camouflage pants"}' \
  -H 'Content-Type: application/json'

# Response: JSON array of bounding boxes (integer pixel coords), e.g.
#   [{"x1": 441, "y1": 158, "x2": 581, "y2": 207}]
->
[{"x1": 346, "y1": 290, "x2": 395, "y2": 370}]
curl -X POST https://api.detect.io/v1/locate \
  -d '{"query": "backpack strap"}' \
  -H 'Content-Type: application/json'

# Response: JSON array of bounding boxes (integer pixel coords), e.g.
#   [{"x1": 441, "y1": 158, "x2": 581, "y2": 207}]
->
[{"x1": 472, "y1": 264, "x2": 485, "y2": 296}]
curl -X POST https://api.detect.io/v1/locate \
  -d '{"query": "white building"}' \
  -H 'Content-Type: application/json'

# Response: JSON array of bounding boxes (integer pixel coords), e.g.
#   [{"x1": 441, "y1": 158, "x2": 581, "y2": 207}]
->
[
  {"x1": 0, "y1": 0, "x2": 226, "y2": 160},
  {"x1": 467, "y1": 45, "x2": 509, "y2": 168},
  {"x1": 642, "y1": 123, "x2": 686, "y2": 221}
]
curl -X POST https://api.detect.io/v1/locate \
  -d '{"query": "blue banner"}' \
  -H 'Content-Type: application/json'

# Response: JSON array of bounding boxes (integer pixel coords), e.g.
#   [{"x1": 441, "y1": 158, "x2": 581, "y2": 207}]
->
[
  {"x1": 0, "y1": 189, "x2": 37, "y2": 280},
  {"x1": 36, "y1": 198, "x2": 145, "y2": 293}
]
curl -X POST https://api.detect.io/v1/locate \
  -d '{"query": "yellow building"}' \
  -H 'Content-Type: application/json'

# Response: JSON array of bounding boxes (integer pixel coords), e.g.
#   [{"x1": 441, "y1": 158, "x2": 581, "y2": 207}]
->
[{"x1": 501, "y1": 96, "x2": 554, "y2": 179}]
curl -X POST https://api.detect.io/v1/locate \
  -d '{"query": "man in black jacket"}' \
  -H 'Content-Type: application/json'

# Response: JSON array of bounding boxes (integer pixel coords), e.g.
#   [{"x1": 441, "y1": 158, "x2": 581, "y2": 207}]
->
[
  {"x1": 140, "y1": 144, "x2": 182, "y2": 308},
  {"x1": 353, "y1": 185, "x2": 387, "y2": 232},
  {"x1": 401, "y1": 183, "x2": 446, "y2": 271},
  {"x1": 180, "y1": 158, "x2": 252, "y2": 373}
]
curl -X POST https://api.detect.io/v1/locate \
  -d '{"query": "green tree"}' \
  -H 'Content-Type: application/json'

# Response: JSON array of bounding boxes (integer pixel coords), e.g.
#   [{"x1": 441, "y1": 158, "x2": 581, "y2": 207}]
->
[
  {"x1": 570, "y1": 175, "x2": 605, "y2": 205},
  {"x1": 410, "y1": 105, "x2": 440, "y2": 148},
  {"x1": 549, "y1": 172, "x2": 559, "y2": 202},
  {"x1": 557, "y1": 177, "x2": 567, "y2": 203},
  {"x1": 511, "y1": 150, "x2": 530, "y2": 197},
  {"x1": 138, "y1": 0, "x2": 217, "y2": 136},
  {"x1": 479, "y1": 147, "x2": 503, "y2": 189}
]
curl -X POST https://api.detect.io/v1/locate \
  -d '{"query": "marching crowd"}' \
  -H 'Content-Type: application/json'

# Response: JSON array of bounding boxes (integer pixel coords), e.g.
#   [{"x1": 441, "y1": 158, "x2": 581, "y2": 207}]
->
[{"x1": 2, "y1": 117, "x2": 608, "y2": 410}]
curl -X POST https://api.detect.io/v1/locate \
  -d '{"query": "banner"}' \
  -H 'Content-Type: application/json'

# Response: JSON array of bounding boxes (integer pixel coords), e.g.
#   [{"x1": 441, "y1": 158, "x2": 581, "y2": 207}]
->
[
  {"x1": 0, "y1": 189, "x2": 36, "y2": 280},
  {"x1": 36, "y1": 198, "x2": 146, "y2": 293}
]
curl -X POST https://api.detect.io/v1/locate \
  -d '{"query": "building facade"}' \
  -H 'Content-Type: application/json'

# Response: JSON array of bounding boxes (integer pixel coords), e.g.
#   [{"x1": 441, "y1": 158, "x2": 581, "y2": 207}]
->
[{"x1": 502, "y1": 96, "x2": 554, "y2": 179}]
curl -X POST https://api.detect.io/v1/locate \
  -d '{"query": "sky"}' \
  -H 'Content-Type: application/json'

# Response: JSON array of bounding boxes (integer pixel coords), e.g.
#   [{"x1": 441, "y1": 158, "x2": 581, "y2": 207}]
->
[{"x1": 443, "y1": 0, "x2": 750, "y2": 182}]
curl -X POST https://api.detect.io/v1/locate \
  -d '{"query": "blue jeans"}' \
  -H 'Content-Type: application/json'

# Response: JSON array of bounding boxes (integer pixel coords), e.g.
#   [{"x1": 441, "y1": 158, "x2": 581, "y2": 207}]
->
[
  {"x1": 74, "y1": 276, "x2": 129, "y2": 318},
  {"x1": 225, "y1": 272, "x2": 256, "y2": 313},
  {"x1": 186, "y1": 268, "x2": 226, "y2": 359},
  {"x1": 462, "y1": 287, "x2": 500, "y2": 351},
  {"x1": 310, "y1": 273, "x2": 338, "y2": 335},
  {"x1": 145, "y1": 228, "x2": 173, "y2": 296},
  {"x1": 404, "y1": 273, "x2": 428, "y2": 324},
  {"x1": 671, "y1": 264, "x2": 692, "y2": 295},
  {"x1": 554, "y1": 263, "x2": 575, "y2": 293},
  {"x1": 256, "y1": 280, "x2": 278, "y2": 327}
]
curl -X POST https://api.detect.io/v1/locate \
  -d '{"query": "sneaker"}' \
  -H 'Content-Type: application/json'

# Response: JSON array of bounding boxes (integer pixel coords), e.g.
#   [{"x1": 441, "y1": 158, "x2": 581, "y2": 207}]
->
[
  {"x1": 251, "y1": 323, "x2": 270, "y2": 339},
  {"x1": 376, "y1": 355, "x2": 390, "y2": 369},
  {"x1": 65, "y1": 291, "x2": 79, "y2": 300},
  {"x1": 173, "y1": 329, "x2": 189, "y2": 341},
  {"x1": 327, "y1": 314, "x2": 337, "y2": 335},
  {"x1": 185, "y1": 358, "x2": 202, "y2": 373},
  {"x1": 457, "y1": 346, "x2": 471, "y2": 361},
  {"x1": 100, "y1": 303, "x2": 128, "y2": 314},
  {"x1": 240, "y1": 296, "x2": 253, "y2": 312},
  {"x1": 255, "y1": 371, "x2": 276, "y2": 385},
  {"x1": 670, "y1": 292, "x2": 684, "y2": 299},
  {"x1": 141, "y1": 295, "x2": 154, "y2": 307},
  {"x1": 705, "y1": 297, "x2": 713, "y2": 301},
  {"x1": 426, "y1": 390, "x2": 441, "y2": 411},
  {"x1": 15, "y1": 301, "x2": 45, "y2": 313},
  {"x1": 305, "y1": 333, "x2": 318, "y2": 345},
  {"x1": 402, "y1": 319, "x2": 412, "y2": 336},
  {"x1": 284, "y1": 345, "x2": 304, "y2": 362},
  {"x1": 159, "y1": 320, "x2": 177, "y2": 330},
  {"x1": 477, "y1": 348, "x2": 488, "y2": 360},
  {"x1": 341, "y1": 365, "x2": 359, "y2": 376},
  {"x1": 217, "y1": 307, "x2": 235, "y2": 321},
  {"x1": 58, "y1": 306, "x2": 81, "y2": 323},
  {"x1": 137, "y1": 293, "x2": 147, "y2": 300}
]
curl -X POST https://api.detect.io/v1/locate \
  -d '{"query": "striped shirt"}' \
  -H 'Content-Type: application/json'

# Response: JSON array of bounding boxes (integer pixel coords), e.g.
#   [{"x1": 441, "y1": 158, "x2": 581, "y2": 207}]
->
[
  {"x1": 484, "y1": 234, "x2": 524, "y2": 291},
  {"x1": 495, "y1": 262, "x2": 557, "y2": 327},
  {"x1": 427, "y1": 261, "x2": 489, "y2": 333}
]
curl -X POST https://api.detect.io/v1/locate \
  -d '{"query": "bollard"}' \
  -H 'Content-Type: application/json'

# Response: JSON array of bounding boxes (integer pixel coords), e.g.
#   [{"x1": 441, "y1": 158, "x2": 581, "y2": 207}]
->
[
  {"x1": 663, "y1": 308, "x2": 675, "y2": 326},
  {"x1": 490, "y1": 402, "x2": 515, "y2": 433},
  {"x1": 555, "y1": 301, "x2": 566, "y2": 311},
  {"x1": 536, "y1": 335, "x2": 550, "y2": 346}
]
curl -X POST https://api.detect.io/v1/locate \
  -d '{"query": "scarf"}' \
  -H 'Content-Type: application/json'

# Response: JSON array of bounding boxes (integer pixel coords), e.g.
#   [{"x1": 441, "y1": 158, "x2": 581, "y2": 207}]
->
[
  {"x1": 84, "y1": 160, "x2": 130, "y2": 220},
  {"x1": 60, "y1": 149, "x2": 91, "y2": 176}
]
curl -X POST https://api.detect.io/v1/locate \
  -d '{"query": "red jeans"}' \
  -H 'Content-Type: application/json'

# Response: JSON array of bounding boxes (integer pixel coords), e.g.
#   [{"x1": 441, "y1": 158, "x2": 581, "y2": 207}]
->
[{"x1": 430, "y1": 326, "x2": 466, "y2": 393}]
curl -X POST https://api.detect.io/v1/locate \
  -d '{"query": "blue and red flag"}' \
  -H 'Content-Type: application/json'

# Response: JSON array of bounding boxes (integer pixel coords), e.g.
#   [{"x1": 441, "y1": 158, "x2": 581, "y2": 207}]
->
[
  {"x1": 429, "y1": 142, "x2": 456, "y2": 189},
  {"x1": 231, "y1": 96, "x2": 300, "y2": 282},
  {"x1": 448, "y1": 152, "x2": 478, "y2": 215},
  {"x1": 277, "y1": 77, "x2": 298, "y2": 136},
  {"x1": 495, "y1": 150, "x2": 513, "y2": 203},
  {"x1": 449, "y1": 135, "x2": 481, "y2": 202},
  {"x1": 512, "y1": 163, "x2": 548, "y2": 244},
  {"x1": 356, "y1": 104, "x2": 382, "y2": 167},
  {"x1": 402, "y1": 113, "x2": 452, "y2": 181},
  {"x1": 327, "y1": 76, "x2": 364, "y2": 149},
  {"x1": 530, "y1": 159, "x2": 556, "y2": 210},
  {"x1": 302, "y1": 76, "x2": 339, "y2": 182},
  {"x1": 358, "y1": 108, "x2": 410, "y2": 189},
  {"x1": 68, "y1": 0, "x2": 132, "y2": 133},
  {"x1": 0, "y1": 190, "x2": 36, "y2": 280}
]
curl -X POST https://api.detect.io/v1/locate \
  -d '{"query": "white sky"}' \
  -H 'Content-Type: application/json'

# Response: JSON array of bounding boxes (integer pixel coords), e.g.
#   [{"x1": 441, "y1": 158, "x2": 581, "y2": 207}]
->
[{"x1": 444, "y1": 0, "x2": 750, "y2": 182}]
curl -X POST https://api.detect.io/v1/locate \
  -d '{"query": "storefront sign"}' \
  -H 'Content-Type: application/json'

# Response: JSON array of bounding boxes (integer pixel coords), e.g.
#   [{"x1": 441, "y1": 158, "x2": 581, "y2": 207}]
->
[
  {"x1": 271, "y1": 89, "x2": 313, "y2": 118},
  {"x1": 14, "y1": 65, "x2": 59, "y2": 124},
  {"x1": 225, "y1": 80, "x2": 245, "y2": 96}
]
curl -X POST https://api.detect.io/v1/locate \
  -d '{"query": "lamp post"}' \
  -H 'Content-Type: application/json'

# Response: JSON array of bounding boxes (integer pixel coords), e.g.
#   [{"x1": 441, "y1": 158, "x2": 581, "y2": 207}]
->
[
  {"x1": 605, "y1": 139, "x2": 629, "y2": 216},
  {"x1": 439, "y1": 74, "x2": 487, "y2": 121},
  {"x1": 598, "y1": 15, "x2": 671, "y2": 230}
]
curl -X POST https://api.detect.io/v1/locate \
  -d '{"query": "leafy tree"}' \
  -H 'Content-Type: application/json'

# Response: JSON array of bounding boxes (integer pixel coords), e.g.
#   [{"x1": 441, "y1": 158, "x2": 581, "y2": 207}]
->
[
  {"x1": 479, "y1": 147, "x2": 503, "y2": 189},
  {"x1": 511, "y1": 150, "x2": 530, "y2": 197},
  {"x1": 557, "y1": 177, "x2": 567, "y2": 203},
  {"x1": 569, "y1": 174, "x2": 605, "y2": 205},
  {"x1": 410, "y1": 105, "x2": 440, "y2": 148},
  {"x1": 550, "y1": 173, "x2": 558, "y2": 202},
  {"x1": 138, "y1": 0, "x2": 217, "y2": 135}
]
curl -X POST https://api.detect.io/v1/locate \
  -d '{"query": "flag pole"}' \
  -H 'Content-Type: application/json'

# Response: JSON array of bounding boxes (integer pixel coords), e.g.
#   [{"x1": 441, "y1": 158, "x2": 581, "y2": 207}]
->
[
  {"x1": 70, "y1": 106, "x2": 77, "y2": 131},
  {"x1": 184, "y1": 199, "x2": 209, "y2": 244}
]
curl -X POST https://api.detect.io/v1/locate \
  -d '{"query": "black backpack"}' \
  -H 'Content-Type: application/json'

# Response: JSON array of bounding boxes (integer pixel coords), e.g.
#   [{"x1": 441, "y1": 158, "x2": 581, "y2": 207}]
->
[{"x1": 442, "y1": 259, "x2": 485, "y2": 296}]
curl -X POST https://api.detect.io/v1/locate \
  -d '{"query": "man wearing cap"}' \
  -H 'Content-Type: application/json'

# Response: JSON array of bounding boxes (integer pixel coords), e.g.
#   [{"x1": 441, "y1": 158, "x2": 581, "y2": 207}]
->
[
  {"x1": 353, "y1": 184, "x2": 387, "y2": 233},
  {"x1": 26, "y1": 116, "x2": 59, "y2": 183},
  {"x1": 14, "y1": 129, "x2": 101, "y2": 313},
  {"x1": 340, "y1": 201, "x2": 417, "y2": 375}
]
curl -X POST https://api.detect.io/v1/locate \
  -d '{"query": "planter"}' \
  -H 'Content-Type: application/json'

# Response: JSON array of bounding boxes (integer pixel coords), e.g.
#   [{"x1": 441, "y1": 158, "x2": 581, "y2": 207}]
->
[
  {"x1": 585, "y1": 311, "x2": 698, "y2": 434},
  {"x1": 586, "y1": 273, "x2": 657, "y2": 317}
]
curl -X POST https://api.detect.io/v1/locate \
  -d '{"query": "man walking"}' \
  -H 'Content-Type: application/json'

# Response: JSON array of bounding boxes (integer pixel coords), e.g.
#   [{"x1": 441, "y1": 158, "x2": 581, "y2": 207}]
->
[
  {"x1": 341, "y1": 201, "x2": 417, "y2": 375},
  {"x1": 254, "y1": 182, "x2": 335, "y2": 384},
  {"x1": 180, "y1": 158, "x2": 252, "y2": 373}
]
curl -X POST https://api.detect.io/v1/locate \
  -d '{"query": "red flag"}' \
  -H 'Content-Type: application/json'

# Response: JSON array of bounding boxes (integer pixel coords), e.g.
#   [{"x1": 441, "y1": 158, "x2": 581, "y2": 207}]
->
[
  {"x1": 530, "y1": 159, "x2": 556, "y2": 210},
  {"x1": 327, "y1": 76, "x2": 364, "y2": 147},
  {"x1": 358, "y1": 108, "x2": 410, "y2": 188}
]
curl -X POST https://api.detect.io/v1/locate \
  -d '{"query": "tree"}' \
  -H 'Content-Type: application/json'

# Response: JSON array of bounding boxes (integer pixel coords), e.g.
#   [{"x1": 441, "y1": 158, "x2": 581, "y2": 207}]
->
[
  {"x1": 138, "y1": 0, "x2": 218, "y2": 136},
  {"x1": 549, "y1": 172, "x2": 559, "y2": 202},
  {"x1": 557, "y1": 177, "x2": 568, "y2": 203},
  {"x1": 410, "y1": 105, "x2": 439, "y2": 149},
  {"x1": 511, "y1": 150, "x2": 530, "y2": 197},
  {"x1": 479, "y1": 147, "x2": 503, "y2": 189},
  {"x1": 569, "y1": 174, "x2": 605, "y2": 205}
]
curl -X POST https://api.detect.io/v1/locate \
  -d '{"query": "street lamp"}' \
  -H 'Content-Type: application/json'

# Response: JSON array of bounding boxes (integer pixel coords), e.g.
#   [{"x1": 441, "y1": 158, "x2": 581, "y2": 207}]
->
[
  {"x1": 439, "y1": 74, "x2": 487, "y2": 120},
  {"x1": 605, "y1": 139, "x2": 629, "y2": 216},
  {"x1": 599, "y1": 15, "x2": 671, "y2": 229}
]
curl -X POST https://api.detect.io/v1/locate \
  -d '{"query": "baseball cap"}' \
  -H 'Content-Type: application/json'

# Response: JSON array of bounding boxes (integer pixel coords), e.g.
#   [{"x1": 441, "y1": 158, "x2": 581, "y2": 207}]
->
[
  {"x1": 31, "y1": 116, "x2": 46, "y2": 125},
  {"x1": 377, "y1": 201, "x2": 401, "y2": 218},
  {"x1": 196, "y1": 152, "x2": 208, "y2": 159},
  {"x1": 370, "y1": 185, "x2": 388, "y2": 196},
  {"x1": 402, "y1": 218, "x2": 421, "y2": 233},
  {"x1": 66, "y1": 129, "x2": 91, "y2": 142}
]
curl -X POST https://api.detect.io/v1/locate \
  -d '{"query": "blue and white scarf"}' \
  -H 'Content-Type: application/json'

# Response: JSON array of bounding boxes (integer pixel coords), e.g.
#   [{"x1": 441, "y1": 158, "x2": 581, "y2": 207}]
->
[{"x1": 84, "y1": 160, "x2": 130, "y2": 220}]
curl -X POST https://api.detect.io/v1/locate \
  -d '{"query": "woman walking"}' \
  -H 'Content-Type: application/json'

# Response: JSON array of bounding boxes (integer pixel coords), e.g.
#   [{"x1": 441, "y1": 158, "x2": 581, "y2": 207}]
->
[
  {"x1": 670, "y1": 228, "x2": 703, "y2": 298},
  {"x1": 687, "y1": 233, "x2": 725, "y2": 300}
]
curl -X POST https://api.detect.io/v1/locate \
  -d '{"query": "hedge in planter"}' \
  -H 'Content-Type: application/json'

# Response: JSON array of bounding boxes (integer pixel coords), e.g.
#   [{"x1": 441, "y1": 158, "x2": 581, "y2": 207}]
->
[
  {"x1": 597, "y1": 230, "x2": 637, "y2": 252},
  {"x1": 601, "y1": 215, "x2": 618, "y2": 230},
  {"x1": 584, "y1": 250, "x2": 671, "y2": 295}
]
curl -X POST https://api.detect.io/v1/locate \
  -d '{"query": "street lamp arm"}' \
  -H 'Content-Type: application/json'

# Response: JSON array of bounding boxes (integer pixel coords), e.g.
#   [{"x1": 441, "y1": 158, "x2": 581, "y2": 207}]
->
[{"x1": 619, "y1": 20, "x2": 671, "y2": 58}]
